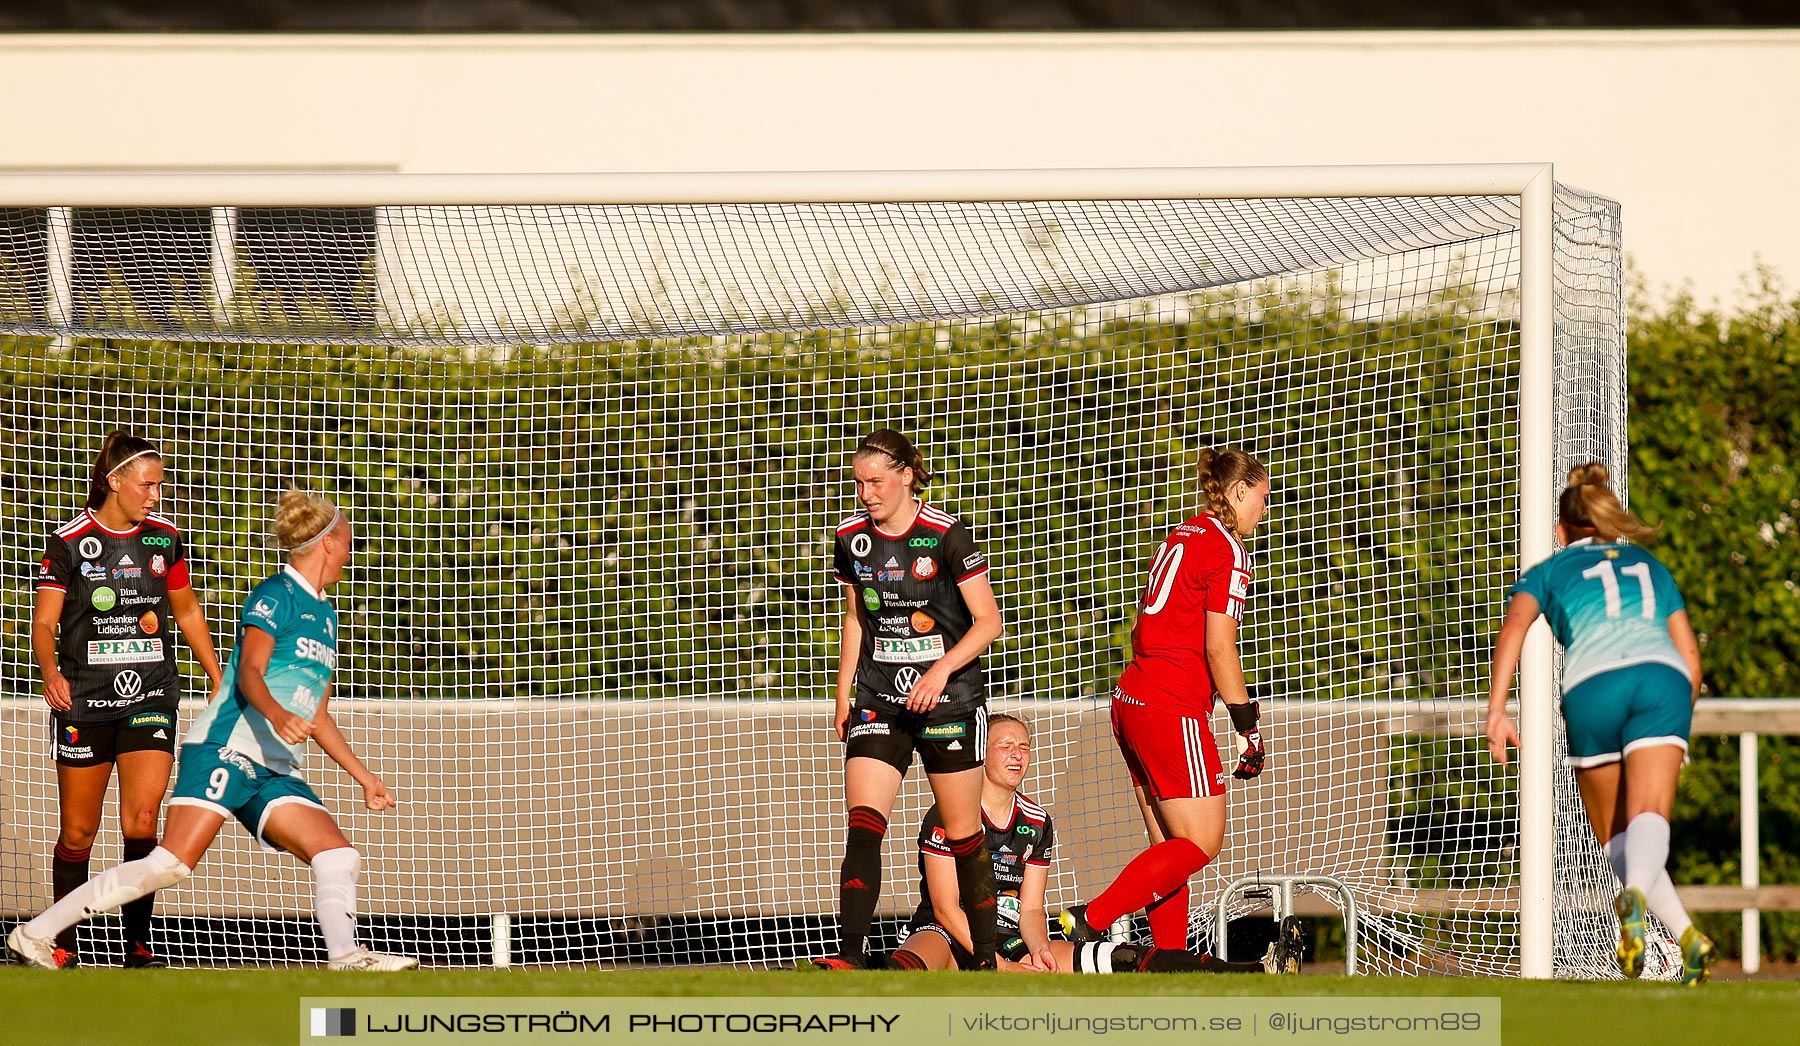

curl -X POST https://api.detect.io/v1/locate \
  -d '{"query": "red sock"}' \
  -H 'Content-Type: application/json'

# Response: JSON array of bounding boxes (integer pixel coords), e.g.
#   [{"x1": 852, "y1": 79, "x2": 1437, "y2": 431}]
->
[
  {"x1": 1144, "y1": 884, "x2": 1192, "y2": 949},
  {"x1": 1086, "y1": 839, "x2": 1208, "y2": 933}
]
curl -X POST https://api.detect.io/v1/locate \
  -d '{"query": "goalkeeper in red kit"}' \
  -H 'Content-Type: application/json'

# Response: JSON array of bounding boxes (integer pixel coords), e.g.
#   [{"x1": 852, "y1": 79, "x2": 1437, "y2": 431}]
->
[{"x1": 1059, "y1": 448, "x2": 1272, "y2": 952}]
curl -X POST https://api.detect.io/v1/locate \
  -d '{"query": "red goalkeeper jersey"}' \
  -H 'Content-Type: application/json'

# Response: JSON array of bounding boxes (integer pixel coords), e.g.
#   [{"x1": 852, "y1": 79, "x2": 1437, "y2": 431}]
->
[{"x1": 1115, "y1": 512, "x2": 1252, "y2": 717}]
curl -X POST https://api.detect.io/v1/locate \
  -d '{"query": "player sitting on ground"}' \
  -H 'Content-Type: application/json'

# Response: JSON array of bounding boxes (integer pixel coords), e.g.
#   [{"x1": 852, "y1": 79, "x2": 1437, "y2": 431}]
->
[{"x1": 883, "y1": 713, "x2": 1300, "y2": 974}]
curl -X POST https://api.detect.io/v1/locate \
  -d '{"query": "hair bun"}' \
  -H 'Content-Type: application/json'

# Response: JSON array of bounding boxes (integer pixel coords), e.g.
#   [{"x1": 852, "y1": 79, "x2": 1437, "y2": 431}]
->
[{"x1": 1566, "y1": 461, "x2": 1611, "y2": 488}]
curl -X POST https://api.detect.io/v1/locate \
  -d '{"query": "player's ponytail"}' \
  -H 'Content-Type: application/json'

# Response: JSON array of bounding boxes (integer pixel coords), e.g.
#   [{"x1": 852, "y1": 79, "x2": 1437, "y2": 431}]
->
[
  {"x1": 855, "y1": 428, "x2": 935, "y2": 495},
  {"x1": 274, "y1": 488, "x2": 343, "y2": 557},
  {"x1": 1195, "y1": 447, "x2": 1268, "y2": 532},
  {"x1": 87, "y1": 430, "x2": 162, "y2": 510},
  {"x1": 1560, "y1": 461, "x2": 1655, "y2": 543}
]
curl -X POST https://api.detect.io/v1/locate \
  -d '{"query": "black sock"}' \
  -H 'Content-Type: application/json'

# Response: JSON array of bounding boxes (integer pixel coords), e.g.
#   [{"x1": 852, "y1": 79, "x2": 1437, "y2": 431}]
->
[
  {"x1": 51, "y1": 841, "x2": 91, "y2": 956},
  {"x1": 1139, "y1": 946, "x2": 1265, "y2": 973},
  {"x1": 838, "y1": 807, "x2": 888, "y2": 964},
  {"x1": 121, "y1": 837, "x2": 158, "y2": 951},
  {"x1": 947, "y1": 832, "x2": 997, "y2": 968}
]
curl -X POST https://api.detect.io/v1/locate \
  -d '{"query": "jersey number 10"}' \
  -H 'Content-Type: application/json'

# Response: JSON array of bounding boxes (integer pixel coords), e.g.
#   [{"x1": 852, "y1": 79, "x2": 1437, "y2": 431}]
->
[{"x1": 1580, "y1": 559, "x2": 1655, "y2": 620}]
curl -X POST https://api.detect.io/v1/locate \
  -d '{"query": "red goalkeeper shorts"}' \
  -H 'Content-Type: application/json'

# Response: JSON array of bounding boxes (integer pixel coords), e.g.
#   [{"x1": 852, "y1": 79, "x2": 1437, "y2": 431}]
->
[{"x1": 1109, "y1": 687, "x2": 1228, "y2": 800}]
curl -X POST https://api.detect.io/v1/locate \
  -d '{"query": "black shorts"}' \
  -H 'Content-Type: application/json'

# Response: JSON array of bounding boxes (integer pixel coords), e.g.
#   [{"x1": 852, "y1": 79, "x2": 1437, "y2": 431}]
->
[
  {"x1": 905, "y1": 921, "x2": 981, "y2": 971},
  {"x1": 845, "y1": 706, "x2": 987, "y2": 775},
  {"x1": 52, "y1": 710, "x2": 179, "y2": 767}
]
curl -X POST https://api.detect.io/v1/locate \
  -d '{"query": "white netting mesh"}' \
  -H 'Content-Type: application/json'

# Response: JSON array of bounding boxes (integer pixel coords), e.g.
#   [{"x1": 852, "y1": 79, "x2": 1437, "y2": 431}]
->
[{"x1": 0, "y1": 185, "x2": 1641, "y2": 975}]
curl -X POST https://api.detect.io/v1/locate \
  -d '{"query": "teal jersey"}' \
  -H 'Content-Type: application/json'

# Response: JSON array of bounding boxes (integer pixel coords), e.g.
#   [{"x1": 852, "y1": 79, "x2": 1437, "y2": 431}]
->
[
  {"x1": 1508, "y1": 538, "x2": 1691, "y2": 693},
  {"x1": 184, "y1": 566, "x2": 338, "y2": 773}
]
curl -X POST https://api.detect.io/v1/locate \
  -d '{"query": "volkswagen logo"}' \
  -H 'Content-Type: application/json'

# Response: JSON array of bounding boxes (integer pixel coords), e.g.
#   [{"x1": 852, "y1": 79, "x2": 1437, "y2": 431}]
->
[
  {"x1": 113, "y1": 671, "x2": 143, "y2": 699},
  {"x1": 894, "y1": 666, "x2": 921, "y2": 693}
]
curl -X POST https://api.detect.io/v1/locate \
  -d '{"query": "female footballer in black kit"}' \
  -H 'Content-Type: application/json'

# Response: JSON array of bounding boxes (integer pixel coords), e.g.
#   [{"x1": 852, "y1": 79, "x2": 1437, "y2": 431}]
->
[
  {"x1": 31, "y1": 432, "x2": 223, "y2": 967},
  {"x1": 808, "y1": 429, "x2": 1005, "y2": 970}
]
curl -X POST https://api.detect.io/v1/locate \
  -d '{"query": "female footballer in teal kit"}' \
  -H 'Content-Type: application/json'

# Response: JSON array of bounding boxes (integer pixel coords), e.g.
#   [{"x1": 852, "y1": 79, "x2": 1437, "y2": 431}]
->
[
  {"x1": 1485, "y1": 463, "x2": 1712, "y2": 984},
  {"x1": 10, "y1": 490, "x2": 416, "y2": 971}
]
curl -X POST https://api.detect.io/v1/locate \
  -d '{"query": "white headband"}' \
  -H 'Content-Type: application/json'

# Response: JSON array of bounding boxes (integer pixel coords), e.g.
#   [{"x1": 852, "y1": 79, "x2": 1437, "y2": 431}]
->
[
  {"x1": 106, "y1": 448, "x2": 159, "y2": 477},
  {"x1": 285, "y1": 509, "x2": 344, "y2": 556}
]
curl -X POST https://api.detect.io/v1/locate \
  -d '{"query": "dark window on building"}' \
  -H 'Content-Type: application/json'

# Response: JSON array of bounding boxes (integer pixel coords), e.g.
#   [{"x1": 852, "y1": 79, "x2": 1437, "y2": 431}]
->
[
  {"x1": 71, "y1": 207, "x2": 213, "y2": 329},
  {"x1": 237, "y1": 208, "x2": 379, "y2": 330},
  {"x1": 0, "y1": 209, "x2": 48, "y2": 324}
]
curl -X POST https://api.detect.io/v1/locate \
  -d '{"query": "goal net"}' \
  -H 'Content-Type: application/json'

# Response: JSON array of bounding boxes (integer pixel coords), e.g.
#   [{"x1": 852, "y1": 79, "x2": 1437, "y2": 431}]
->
[{"x1": 0, "y1": 169, "x2": 1657, "y2": 976}]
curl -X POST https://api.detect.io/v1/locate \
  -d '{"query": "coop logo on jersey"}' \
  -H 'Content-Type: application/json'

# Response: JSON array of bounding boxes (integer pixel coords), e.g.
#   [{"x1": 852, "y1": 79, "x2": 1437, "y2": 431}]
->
[
  {"x1": 850, "y1": 533, "x2": 872, "y2": 557},
  {"x1": 1015, "y1": 824, "x2": 1038, "y2": 838},
  {"x1": 78, "y1": 536, "x2": 103, "y2": 560},
  {"x1": 113, "y1": 671, "x2": 144, "y2": 699},
  {"x1": 910, "y1": 611, "x2": 936, "y2": 633},
  {"x1": 874, "y1": 635, "x2": 945, "y2": 663},
  {"x1": 150, "y1": 554, "x2": 167, "y2": 577},
  {"x1": 912, "y1": 556, "x2": 937, "y2": 580},
  {"x1": 140, "y1": 535, "x2": 172, "y2": 548},
  {"x1": 91, "y1": 587, "x2": 117, "y2": 612},
  {"x1": 86, "y1": 638, "x2": 162, "y2": 665},
  {"x1": 908, "y1": 536, "x2": 939, "y2": 548}
]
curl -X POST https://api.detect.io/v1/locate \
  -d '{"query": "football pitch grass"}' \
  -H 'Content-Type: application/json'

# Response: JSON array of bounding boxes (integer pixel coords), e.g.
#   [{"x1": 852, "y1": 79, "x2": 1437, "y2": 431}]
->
[{"x1": 4, "y1": 967, "x2": 1798, "y2": 1045}]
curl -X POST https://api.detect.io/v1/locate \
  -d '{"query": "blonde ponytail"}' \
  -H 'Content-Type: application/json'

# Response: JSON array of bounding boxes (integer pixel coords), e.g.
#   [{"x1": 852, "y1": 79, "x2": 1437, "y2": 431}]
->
[
  {"x1": 1559, "y1": 462, "x2": 1656, "y2": 543},
  {"x1": 1196, "y1": 447, "x2": 1269, "y2": 532}
]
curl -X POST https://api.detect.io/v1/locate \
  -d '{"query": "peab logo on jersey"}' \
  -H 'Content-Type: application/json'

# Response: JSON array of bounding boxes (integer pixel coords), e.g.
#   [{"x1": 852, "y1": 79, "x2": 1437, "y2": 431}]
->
[
  {"x1": 78, "y1": 536, "x2": 103, "y2": 560},
  {"x1": 87, "y1": 638, "x2": 162, "y2": 665}
]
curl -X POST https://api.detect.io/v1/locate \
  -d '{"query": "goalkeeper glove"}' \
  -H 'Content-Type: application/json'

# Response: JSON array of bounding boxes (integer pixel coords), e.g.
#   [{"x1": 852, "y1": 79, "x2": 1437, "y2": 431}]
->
[{"x1": 1227, "y1": 699, "x2": 1266, "y2": 779}]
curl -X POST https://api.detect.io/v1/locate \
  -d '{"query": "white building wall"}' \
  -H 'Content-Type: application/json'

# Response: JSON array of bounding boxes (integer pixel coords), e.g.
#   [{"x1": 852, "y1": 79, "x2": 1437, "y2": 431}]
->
[{"x1": 4, "y1": 30, "x2": 1794, "y2": 303}]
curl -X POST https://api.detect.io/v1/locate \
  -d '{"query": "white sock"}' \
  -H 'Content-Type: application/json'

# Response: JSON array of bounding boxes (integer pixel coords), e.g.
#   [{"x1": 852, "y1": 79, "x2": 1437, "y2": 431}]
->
[
  {"x1": 1623, "y1": 813, "x2": 1694, "y2": 937},
  {"x1": 1074, "y1": 942, "x2": 1118, "y2": 974},
  {"x1": 1624, "y1": 813, "x2": 1669, "y2": 892},
  {"x1": 1645, "y1": 870, "x2": 1694, "y2": 939},
  {"x1": 312, "y1": 847, "x2": 362, "y2": 960},
  {"x1": 24, "y1": 847, "x2": 189, "y2": 941},
  {"x1": 1604, "y1": 832, "x2": 1629, "y2": 884}
]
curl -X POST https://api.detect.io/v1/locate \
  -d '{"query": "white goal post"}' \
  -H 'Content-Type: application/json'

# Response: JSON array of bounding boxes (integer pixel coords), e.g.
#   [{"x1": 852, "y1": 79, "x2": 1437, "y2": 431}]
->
[{"x1": 0, "y1": 165, "x2": 1630, "y2": 978}]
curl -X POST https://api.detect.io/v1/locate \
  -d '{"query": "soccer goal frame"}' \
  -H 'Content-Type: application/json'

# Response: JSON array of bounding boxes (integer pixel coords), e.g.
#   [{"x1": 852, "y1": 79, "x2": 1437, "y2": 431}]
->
[{"x1": 0, "y1": 164, "x2": 1565, "y2": 977}]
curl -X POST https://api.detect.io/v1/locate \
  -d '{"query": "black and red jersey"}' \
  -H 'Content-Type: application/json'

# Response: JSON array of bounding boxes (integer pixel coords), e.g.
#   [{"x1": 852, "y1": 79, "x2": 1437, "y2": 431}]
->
[
  {"x1": 912, "y1": 791, "x2": 1055, "y2": 937},
  {"x1": 36, "y1": 509, "x2": 192, "y2": 722},
  {"x1": 831, "y1": 501, "x2": 989, "y2": 716},
  {"x1": 1115, "y1": 512, "x2": 1253, "y2": 717}
]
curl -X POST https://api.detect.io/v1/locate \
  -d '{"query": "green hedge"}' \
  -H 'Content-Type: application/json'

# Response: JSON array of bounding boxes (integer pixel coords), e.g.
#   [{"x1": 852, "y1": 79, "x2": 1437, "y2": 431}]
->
[
  {"x1": 1632, "y1": 273, "x2": 1800, "y2": 960},
  {"x1": 3, "y1": 276, "x2": 1796, "y2": 958}
]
